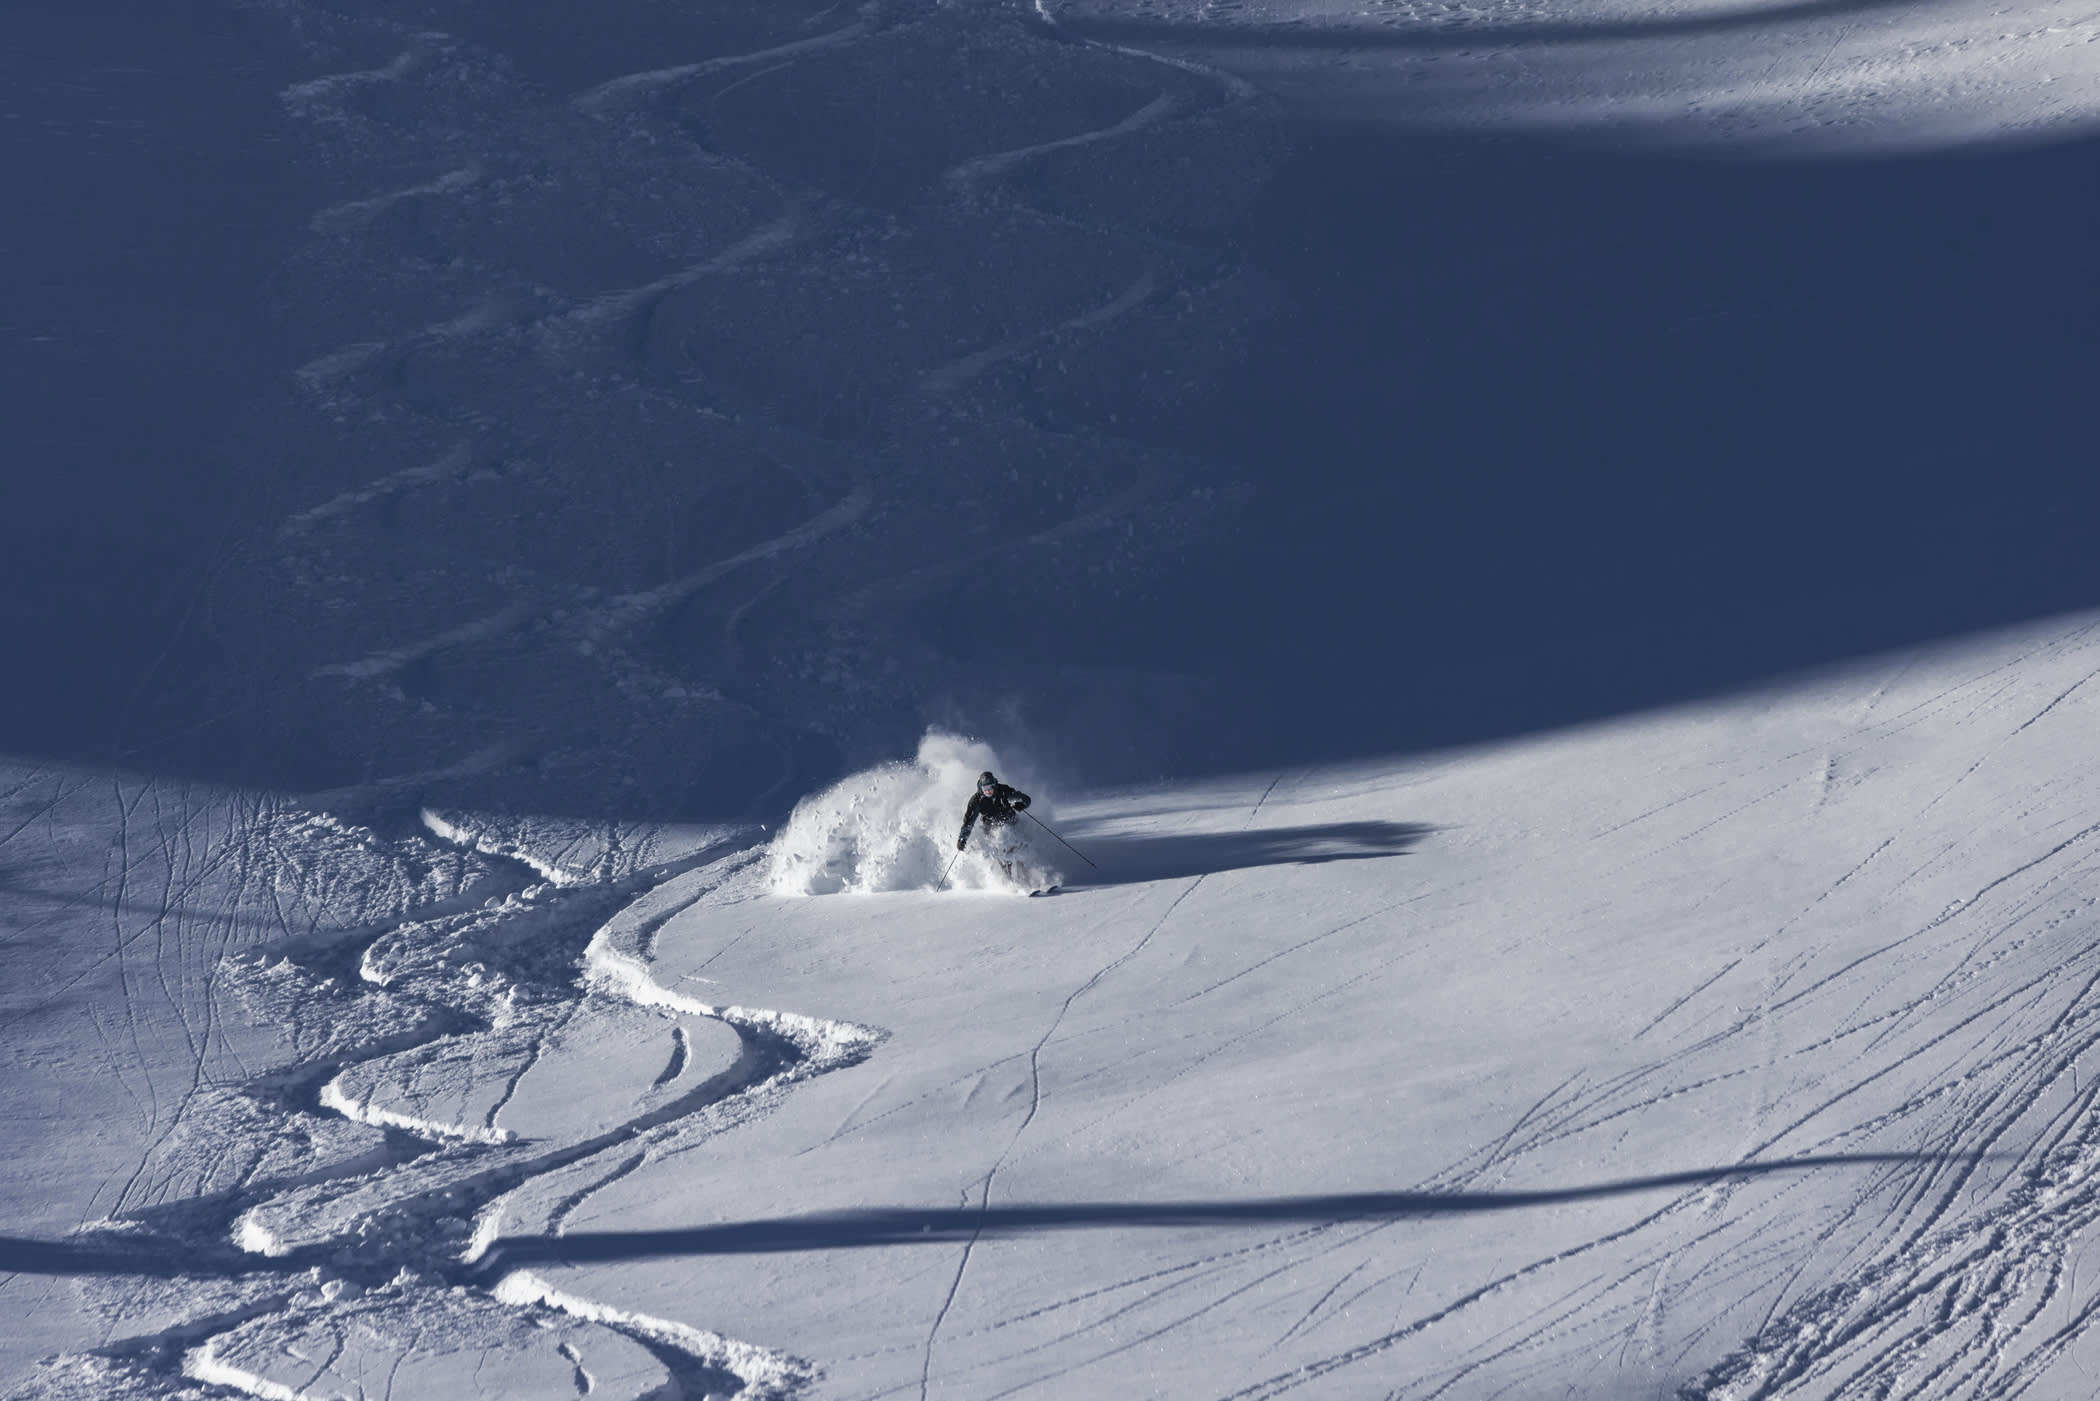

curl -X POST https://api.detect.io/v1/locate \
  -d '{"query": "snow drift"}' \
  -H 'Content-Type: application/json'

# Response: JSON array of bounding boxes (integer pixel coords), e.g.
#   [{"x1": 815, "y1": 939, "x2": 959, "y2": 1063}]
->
[{"x1": 765, "y1": 731, "x2": 1061, "y2": 895}]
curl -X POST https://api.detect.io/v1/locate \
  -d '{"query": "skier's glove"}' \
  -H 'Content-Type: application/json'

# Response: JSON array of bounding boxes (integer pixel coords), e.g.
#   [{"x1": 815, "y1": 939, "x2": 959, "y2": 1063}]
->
[{"x1": 956, "y1": 837, "x2": 967, "y2": 851}]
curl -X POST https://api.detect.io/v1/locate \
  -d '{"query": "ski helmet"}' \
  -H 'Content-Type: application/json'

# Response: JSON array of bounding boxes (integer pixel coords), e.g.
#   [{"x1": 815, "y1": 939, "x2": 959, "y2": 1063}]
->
[{"x1": 978, "y1": 771, "x2": 997, "y2": 788}]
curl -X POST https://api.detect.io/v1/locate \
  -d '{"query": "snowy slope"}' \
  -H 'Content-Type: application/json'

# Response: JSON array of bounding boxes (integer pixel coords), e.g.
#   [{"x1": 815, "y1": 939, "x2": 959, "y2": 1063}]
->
[
  {"x1": 506, "y1": 616, "x2": 2100, "y2": 1400},
  {"x1": 18, "y1": 0, "x2": 2097, "y2": 813},
  {"x1": 8, "y1": 611, "x2": 2100, "y2": 1398},
  {"x1": 7, "y1": 0, "x2": 2100, "y2": 1396}
]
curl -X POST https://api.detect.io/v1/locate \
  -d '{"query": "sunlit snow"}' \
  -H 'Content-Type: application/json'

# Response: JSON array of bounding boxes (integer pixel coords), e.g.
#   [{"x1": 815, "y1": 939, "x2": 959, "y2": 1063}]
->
[{"x1": 6, "y1": 616, "x2": 2100, "y2": 1396}]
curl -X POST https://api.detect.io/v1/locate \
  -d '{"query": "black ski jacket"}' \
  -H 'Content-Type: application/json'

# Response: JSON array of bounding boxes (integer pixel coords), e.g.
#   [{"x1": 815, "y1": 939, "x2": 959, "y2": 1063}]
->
[{"x1": 959, "y1": 783, "x2": 1031, "y2": 848}]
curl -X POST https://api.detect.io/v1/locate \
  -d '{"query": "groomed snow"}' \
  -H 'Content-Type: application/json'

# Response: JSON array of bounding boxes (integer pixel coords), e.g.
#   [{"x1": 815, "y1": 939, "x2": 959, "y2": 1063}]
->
[{"x1": 7, "y1": 612, "x2": 2100, "y2": 1397}]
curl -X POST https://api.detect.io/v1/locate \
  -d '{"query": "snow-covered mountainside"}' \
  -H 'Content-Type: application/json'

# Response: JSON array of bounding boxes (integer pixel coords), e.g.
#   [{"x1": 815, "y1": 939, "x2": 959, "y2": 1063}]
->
[
  {"x1": 10, "y1": 0, "x2": 2099, "y2": 814},
  {"x1": 13, "y1": 0, "x2": 1280, "y2": 812},
  {"x1": 6, "y1": 0, "x2": 2099, "y2": 1396},
  {"x1": 7, "y1": 613, "x2": 2100, "y2": 1398}
]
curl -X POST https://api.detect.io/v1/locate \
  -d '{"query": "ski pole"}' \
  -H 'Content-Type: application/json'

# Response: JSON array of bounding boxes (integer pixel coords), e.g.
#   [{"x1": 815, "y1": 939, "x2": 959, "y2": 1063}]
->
[
  {"x1": 935, "y1": 849, "x2": 962, "y2": 892},
  {"x1": 1024, "y1": 811, "x2": 1097, "y2": 869}
]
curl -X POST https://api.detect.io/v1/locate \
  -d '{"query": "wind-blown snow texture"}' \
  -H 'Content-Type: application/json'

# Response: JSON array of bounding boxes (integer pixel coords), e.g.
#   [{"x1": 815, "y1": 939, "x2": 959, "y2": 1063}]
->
[
  {"x1": 768, "y1": 733, "x2": 1061, "y2": 895},
  {"x1": 5, "y1": 0, "x2": 2100, "y2": 1397}
]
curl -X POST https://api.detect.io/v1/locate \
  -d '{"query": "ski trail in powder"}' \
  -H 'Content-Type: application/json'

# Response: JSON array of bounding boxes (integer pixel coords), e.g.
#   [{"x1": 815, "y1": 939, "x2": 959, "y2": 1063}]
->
[
  {"x1": 916, "y1": 775, "x2": 1288, "y2": 1396},
  {"x1": 920, "y1": 876, "x2": 1207, "y2": 1399},
  {"x1": 22, "y1": 798, "x2": 885, "y2": 1399}
]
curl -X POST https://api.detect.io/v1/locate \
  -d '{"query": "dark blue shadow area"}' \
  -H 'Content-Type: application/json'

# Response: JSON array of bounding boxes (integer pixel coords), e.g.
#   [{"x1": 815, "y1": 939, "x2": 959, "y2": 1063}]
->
[
  {"x1": 3, "y1": 1, "x2": 2097, "y2": 816},
  {"x1": 1068, "y1": 123, "x2": 2100, "y2": 769},
  {"x1": 0, "y1": 1, "x2": 293, "y2": 764},
  {"x1": 1061, "y1": 819, "x2": 1429, "y2": 885}
]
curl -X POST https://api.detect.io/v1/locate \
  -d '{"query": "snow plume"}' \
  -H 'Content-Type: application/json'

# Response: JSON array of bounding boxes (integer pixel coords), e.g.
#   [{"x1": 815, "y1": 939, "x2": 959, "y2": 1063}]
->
[{"x1": 767, "y1": 731, "x2": 1060, "y2": 895}]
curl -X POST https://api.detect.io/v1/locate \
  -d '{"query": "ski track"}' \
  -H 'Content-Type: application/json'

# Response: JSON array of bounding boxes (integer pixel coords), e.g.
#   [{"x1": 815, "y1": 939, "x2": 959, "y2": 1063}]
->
[
  {"x1": 1033, "y1": 0, "x2": 1262, "y2": 101},
  {"x1": 22, "y1": 0, "x2": 2100, "y2": 1378},
  {"x1": 308, "y1": 467, "x2": 868, "y2": 685},
  {"x1": 276, "y1": 444, "x2": 472, "y2": 540},
  {"x1": 259, "y1": 0, "x2": 1259, "y2": 784},
  {"x1": 943, "y1": 91, "x2": 1185, "y2": 187},
  {"x1": 307, "y1": 163, "x2": 482, "y2": 236},
  {"x1": 1504, "y1": 756, "x2": 2100, "y2": 1391},
  {"x1": 909, "y1": 775, "x2": 1333, "y2": 1397},
  {"x1": 918, "y1": 267, "x2": 1159, "y2": 396},
  {"x1": 17, "y1": 796, "x2": 883, "y2": 1399},
  {"x1": 918, "y1": 880, "x2": 1190, "y2": 1399},
  {"x1": 872, "y1": 618, "x2": 2100, "y2": 1401},
  {"x1": 571, "y1": 10, "x2": 879, "y2": 115},
  {"x1": 539, "y1": 210, "x2": 805, "y2": 340}
]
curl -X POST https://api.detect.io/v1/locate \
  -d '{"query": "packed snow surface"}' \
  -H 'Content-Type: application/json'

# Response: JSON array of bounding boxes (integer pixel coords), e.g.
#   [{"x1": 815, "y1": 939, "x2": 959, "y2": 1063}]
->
[{"x1": 7, "y1": 613, "x2": 2100, "y2": 1397}]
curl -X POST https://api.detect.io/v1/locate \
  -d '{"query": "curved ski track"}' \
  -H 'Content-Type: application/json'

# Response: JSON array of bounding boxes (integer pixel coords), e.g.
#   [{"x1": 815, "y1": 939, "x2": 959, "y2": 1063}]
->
[
  {"x1": 21, "y1": 795, "x2": 882, "y2": 1400},
  {"x1": 266, "y1": 0, "x2": 1259, "y2": 729},
  {"x1": 782, "y1": 624, "x2": 2100, "y2": 1401}
]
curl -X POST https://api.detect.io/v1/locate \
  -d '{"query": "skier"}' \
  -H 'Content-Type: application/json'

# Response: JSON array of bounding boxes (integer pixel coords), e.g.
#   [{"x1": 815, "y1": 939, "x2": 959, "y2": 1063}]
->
[{"x1": 958, "y1": 770, "x2": 1031, "y2": 875}]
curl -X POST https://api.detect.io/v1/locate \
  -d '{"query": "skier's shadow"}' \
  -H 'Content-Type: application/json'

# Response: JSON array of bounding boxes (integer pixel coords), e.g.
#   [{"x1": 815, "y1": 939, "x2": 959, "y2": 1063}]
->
[{"x1": 1059, "y1": 819, "x2": 1429, "y2": 886}]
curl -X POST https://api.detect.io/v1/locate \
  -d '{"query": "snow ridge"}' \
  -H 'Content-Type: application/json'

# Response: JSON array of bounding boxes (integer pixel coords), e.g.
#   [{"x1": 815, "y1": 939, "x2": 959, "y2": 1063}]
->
[
  {"x1": 182, "y1": 1347, "x2": 306, "y2": 1401},
  {"x1": 583, "y1": 920, "x2": 884, "y2": 1076},
  {"x1": 495, "y1": 1269, "x2": 815, "y2": 1399},
  {"x1": 317, "y1": 1072, "x2": 515, "y2": 1145}
]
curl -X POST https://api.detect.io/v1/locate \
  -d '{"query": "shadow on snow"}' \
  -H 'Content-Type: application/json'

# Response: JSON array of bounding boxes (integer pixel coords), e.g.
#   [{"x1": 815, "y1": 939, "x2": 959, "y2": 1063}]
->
[
  {"x1": 0, "y1": 1153, "x2": 1998, "y2": 1279},
  {"x1": 484, "y1": 1152, "x2": 1999, "y2": 1262},
  {"x1": 1057, "y1": 819, "x2": 1430, "y2": 885},
  {"x1": 5, "y1": 2, "x2": 2099, "y2": 817}
]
